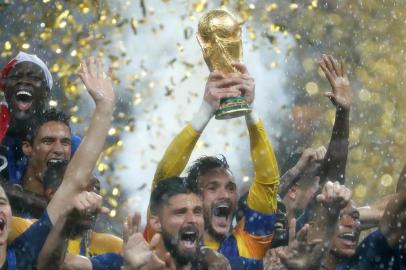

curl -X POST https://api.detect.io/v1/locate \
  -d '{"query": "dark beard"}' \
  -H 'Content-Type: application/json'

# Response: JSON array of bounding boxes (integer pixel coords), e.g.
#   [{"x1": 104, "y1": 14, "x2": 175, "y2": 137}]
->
[
  {"x1": 204, "y1": 207, "x2": 229, "y2": 243},
  {"x1": 161, "y1": 229, "x2": 198, "y2": 266}
]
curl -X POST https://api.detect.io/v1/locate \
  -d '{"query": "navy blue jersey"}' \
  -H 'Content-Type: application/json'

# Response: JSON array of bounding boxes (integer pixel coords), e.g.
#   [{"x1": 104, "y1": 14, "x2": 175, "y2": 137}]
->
[
  {"x1": 338, "y1": 230, "x2": 404, "y2": 270},
  {"x1": 90, "y1": 253, "x2": 123, "y2": 270},
  {"x1": 8, "y1": 211, "x2": 52, "y2": 269}
]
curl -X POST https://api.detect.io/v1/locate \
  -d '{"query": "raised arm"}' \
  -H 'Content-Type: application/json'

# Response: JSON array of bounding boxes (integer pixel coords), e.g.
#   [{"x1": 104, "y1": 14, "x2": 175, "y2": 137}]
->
[
  {"x1": 318, "y1": 55, "x2": 352, "y2": 185},
  {"x1": 123, "y1": 212, "x2": 173, "y2": 270},
  {"x1": 47, "y1": 57, "x2": 115, "y2": 224},
  {"x1": 151, "y1": 71, "x2": 241, "y2": 189},
  {"x1": 145, "y1": 72, "x2": 242, "y2": 242},
  {"x1": 278, "y1": 146, "x2": 326, "y2": 198},
  {"x1": 37, "y1": 191, "x2": 108, "y2": 270},
  {"x1": 229, "y1": 63, "x2": 280, "y2": 214},
  {"x1": 277, "y1": 182, "x2": 351, "y2": 270}
]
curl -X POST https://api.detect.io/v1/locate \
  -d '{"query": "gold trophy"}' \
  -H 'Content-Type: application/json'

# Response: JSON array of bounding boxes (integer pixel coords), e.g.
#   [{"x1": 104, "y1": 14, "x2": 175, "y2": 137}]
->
[{"x1": 197, "y1": 9, "x2": 252, "y2": 120}]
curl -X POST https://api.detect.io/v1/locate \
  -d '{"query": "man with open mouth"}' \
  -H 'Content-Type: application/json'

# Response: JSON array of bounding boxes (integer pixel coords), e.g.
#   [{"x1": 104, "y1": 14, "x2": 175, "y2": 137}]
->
[
  {"x1": 1, "y1": 52, "x2": 52, "y2": 138},
  {"x1": 0, "y1": 56, "x2": 116, "y2": 270},
  {"x1": 321, "y1": 166, "x2": 406, "y2": 270},
  {"x1": 0, "y1": 52, "x2": 54, "y2": 182},
  {"x1": 149, "y1": 176, "x2": 205, "y2": 270},
  {"x1": 0, "y1": 53, "x2": 81, "y2": 217},
  {"x1": 1, "y1": 109, "x2": 73, "y2": 218},
  {"x1": 145, "y1": 63, "x2": 280, "y2": 269}
]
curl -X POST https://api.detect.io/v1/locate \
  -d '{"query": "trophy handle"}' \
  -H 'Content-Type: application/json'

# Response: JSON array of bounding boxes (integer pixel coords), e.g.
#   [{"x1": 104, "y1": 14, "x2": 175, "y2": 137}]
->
[{"x1": 196, "y1": 35, "x2": 213, "y2": 71}]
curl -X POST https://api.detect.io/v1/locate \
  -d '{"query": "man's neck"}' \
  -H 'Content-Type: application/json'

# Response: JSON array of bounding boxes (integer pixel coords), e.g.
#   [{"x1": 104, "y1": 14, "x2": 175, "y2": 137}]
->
[
  {"x1": 22, "y1": 168, "x2": 44, "y2": 196},
  {"x1": 203, "y1": 230, "x2": 225, "y2": 247}
]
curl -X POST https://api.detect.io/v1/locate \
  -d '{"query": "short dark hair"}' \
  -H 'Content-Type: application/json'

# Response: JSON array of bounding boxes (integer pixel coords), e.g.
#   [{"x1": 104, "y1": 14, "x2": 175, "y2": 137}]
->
[
  {"x1": 43, "y1": 161, "x2": 68, "y2": 191},
  {"x1": 187, "y1": 155, "x2": 230, "y2": 186},
  {"x1": 25, "y1": 108, "x2": 71, "y2": 142},
  {"x1": 150, "y1": 176, "x2": 199, "y2": 215}
]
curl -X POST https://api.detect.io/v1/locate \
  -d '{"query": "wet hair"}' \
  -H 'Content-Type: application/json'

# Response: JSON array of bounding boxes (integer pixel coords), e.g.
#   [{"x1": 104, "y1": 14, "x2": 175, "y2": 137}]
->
[
  {"x1": 150, "y1": 176, "x2": 199, "y2": 215},
  {"x1": 43, "y1": 161, "x2": 68, "y2": 191},
  {"x1": 187, "y1": 155, "x2": 231, "y2": 186},
  {"x1": 25, "y1": 108, "x2": 71, "y2": 143}
]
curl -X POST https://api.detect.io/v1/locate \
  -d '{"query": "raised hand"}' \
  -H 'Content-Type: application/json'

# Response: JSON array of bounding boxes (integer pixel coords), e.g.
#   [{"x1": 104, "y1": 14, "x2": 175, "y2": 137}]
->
[
  {"x1": 124, "y1": 233, "x2": 170, "y2": 270},
  {"x1": 316, "y1": 181, "x2": 352, "y2": 214},
  {"x1": 204, "y1": 71, "x2": 242, "y2": 111},
  {"x1": 78, "y1": 56, "x2": 115, "y2": 105},
  {"x1": 123, "y1": 212, "x2": 173, "y2": 270},
  {"x1": 319, "y1": 54, "x2": 352, "y2": 110},
  {"x1": 69, "y1": 191, "x2": 109, "y2": 217},
  {"x1": 276, "y1": 219, "x2": 325, "y2": 270},
  {"x1": 293, "y1": 146, "x2": 327, "y2": 175},
  {"x1": 63, "y1": 191, "x2": 109, "y2": 240},
  {"x1": 231, "y1": 62, "x2": 255, "y2": 105},
  {"x1": 123, "y1": 211, "x2": 142, "y2": 244}
]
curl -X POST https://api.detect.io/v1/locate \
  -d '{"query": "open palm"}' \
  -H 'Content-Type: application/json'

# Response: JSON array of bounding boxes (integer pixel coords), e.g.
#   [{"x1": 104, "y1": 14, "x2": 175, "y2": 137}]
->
[
  {"x1": 319, "y1": 54, "x2": 352, "y2": 110},
  {"x1": 78, "y1": 56, "x2": 115, "y2": 104}
]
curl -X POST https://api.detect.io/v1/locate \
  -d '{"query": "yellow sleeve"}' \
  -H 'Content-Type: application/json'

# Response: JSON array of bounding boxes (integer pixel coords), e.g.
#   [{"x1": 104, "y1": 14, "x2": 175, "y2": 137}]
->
[
  {"x1": 68, "y1": 239, "x2": 81, "y2": 255},
  {"x1": 246, "y1": 119, "x2": 280, "y2": 214},
  {"x1": 151, "y1": 123, "x2": 201, "y2": 190},
  {"x1": 9, "y1": 217, "x2": 35, "y2": 244},
  {"x1": 146, "y1": 123, "x2": 200, "y2": 242},
  {"x1": 89, "y1": 232, "x2": 123, "y2": 255}
]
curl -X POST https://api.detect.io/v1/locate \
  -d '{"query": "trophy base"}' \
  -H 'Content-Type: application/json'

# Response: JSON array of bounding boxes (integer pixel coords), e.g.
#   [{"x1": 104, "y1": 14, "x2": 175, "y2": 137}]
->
[{"x1": 215, "y1": 96, "x2": 251, "y2": 120}]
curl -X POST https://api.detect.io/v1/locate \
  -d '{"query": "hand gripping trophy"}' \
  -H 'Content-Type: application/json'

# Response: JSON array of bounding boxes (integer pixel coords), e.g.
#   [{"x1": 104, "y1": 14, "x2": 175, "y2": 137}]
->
[{"x1": 197, "y1": 9, "x2": 252, "y2": 119}]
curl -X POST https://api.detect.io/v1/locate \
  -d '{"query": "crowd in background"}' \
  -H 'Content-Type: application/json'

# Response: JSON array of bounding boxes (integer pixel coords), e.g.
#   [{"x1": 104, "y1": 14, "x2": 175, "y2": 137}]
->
[{"x1": 0, "y1": 50, "x2": 404, "y2": 270}]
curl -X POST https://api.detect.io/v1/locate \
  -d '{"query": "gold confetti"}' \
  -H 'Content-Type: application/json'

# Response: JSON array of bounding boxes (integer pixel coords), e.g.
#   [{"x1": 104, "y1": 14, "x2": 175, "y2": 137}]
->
[
  {"x1": 109, "y1": 209, "x2": 117, "y2": 218},
  {"x1": 4, "y1": 41, "x2": 11, "y2": 51},
  {"x1": 380, "y1": 174, "x2": 393, "y2": 187},
  {"x1": 305, "y1": 82, "x2": 318, "y2": 95},
  {"x1": 0, "y1": 0, "x2": 403, "y2": 227},
  {"x1": 108, "y1": 128, "x2": 117, "y2": 136},
  {"x1": 354, "y1": 184, "x2": 366, "y2": 199},
  {"x1": 192, "y1": 0, "x2": 207, "y2": 12},
  {"x1": 112, "y1": 187, "x2": 120, "y2": 196},
  {"x1": 70, "y1": 116, "x2": 79, "y2": 124},
  {"x1": 289, "y1": 3, "x2": 298, "y2": 10},
  {"x1": 49, "y1": 100, "x2": 58, "y2": 107},
  {"x1": 130, "y1": 18, "x2": 138, "y2": 34},
  {"x1": 248, "y1": 27, "x2": 257, "y2": 40},
  {"x1": 359, "y1": 88, "x2": 371, "y2": 102}
]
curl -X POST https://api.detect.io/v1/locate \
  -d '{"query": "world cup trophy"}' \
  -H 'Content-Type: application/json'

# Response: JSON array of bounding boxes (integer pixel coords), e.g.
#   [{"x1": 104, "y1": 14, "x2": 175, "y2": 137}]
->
[{"x1": 197, "y1": 9, "x2": 252, "y2": 120}]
